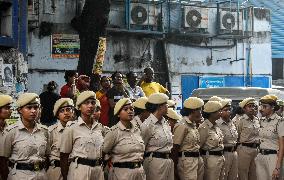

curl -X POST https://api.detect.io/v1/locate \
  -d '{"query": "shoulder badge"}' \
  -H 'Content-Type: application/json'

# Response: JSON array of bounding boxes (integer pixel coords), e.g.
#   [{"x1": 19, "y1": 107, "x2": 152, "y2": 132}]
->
[
  {"x1": 48, "y1": 123, "x2": 58, "y2": 132},
  {"x1": 5, "y1": 123, "x2": 18, "y2": 132}
]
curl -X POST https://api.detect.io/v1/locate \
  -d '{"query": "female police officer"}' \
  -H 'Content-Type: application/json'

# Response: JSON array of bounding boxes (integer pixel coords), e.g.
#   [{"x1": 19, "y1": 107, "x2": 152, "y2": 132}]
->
[
  {"x1": 256, "y1": 95, "x2": 284, "y2": 180},
  {"x1": 198, "y1": 100, "x2": 224, "y2": 180},
  {"x1": 103, "y1": 98, "x2": 145, "y2": 180},
  {"x1": 132, "y1": 97, "x2": 150, "y2": 129},
  {"x1": 236, "y1": 98, "x2": 260, "y2": 180},
  {"x1": 140, "y1": 93, "x2": 174, "y2": 180},
  {"x1": 216, "y1": 99, "x2": 238, "y2": 180},
  {"x1": 47, "y1": 98, "x2": 74, "y2": 180},
  {"x1": 60, "y1": 91, "x2": 108, "y2": 180},
  {"x1": 172, "y1": 97, "x2": 204, "y2": 180},
  {"x1": 0, "y1": 94, "x2": 13, "y2": 179},
  {"x1": 0, "y1": 93, "x2": 49, "y2": 180}
]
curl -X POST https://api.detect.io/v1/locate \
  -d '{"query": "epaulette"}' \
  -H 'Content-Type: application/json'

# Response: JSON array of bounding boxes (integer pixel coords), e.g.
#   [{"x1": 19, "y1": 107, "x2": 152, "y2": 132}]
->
[
  {"x1": 38, "y1": 123, "x2": 48, "y2": 130},
  {"x1": 48, "y1": 123, "x2": 58, "y2": 132},
  {"x1": 5, "y1": 123, "x2": 18, "y2": 132},
  {"x1": 66, "y1": 121, "x2": 76, "y2": 127},
  {"x1": 110, "y1": 124, "x2": 119, "y2": 131}
]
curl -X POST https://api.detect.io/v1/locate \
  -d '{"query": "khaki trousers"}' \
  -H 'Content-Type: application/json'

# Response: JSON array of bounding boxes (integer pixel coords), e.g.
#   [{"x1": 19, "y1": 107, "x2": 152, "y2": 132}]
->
[
  {"x1": 7, "y1": 169, "x2": 48, "y2": 180},
  {"x1": 143, "y1": 157, "x2": 174, "y2": 180},
  {"x1": 67, "y1": 162, "x2": 104, "y2": 180},
  {"x1": 108, "y1": 166, "x2": 146, "y2": 180},
  {"x1": 177, "y1": 156, "x2": 204, "y2": 180},
  {"x1": 237, "y1": 145, "x2": 258, "y2": 180},
  {"x1": 47, "y1": 166, "x2": 62, "y2": 180},
  {"x1": 255, "y1": 153, "x2": 282, "y2": 180},
  {"x1": 202, "y1": 155, "x2": 225, "y2": 180},
  {"x1": 220, "y1": 151, "x2": 238, "y2": 180}
]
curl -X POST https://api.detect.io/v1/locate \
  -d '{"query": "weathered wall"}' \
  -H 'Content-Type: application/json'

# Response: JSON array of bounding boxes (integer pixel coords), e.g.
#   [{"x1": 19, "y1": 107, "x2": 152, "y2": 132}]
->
[{"x1": 27, "y1": 0, "x2": 272, "y2": 100}]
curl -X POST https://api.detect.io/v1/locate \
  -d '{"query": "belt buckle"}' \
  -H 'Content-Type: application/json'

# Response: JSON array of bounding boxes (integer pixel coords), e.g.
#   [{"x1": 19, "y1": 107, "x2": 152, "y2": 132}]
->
[
  {"x1": 34, "y1": 162, "x2": 40, "y2": 171},
  {"x1": 134, "y1": 163, "x2": 139, "y2": 168},
  {"x1": 95, "y1": 160, "x2": 100, "y2": 166},
  {"x1": 166, "y1": 154, "x2": 169, "y2": 158}
]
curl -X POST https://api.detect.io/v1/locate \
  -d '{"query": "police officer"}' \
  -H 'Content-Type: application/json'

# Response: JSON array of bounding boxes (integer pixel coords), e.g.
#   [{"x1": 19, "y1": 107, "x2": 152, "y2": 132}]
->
[
  {"x1": 236, "y1": 98, "x2": 260, "y2": 180},
  {"x1": 132, "y1": 97, "x2": 150, "y2": 129},
  {"x1": 216, "y1": 99, "x2": 238, "y2": 180},
  {"x1": 47, "y1": 98, "x2": 74, "y2": 180},
  {"x1": 255, "y1": 95, "x2": 284, "y2": 180},
  {"x1": 0, "y1": 93, "x2": 49, "y2": 180},
  {"x1": 141, "y1": 93, "x2": 174, "y2": 180},
  {"x1": 198, "y1": 100, "x2": 224, "y2": 180},
  {"x1": 60, "y1": 91, "x2": 108, "y2": 180},
  {"x1": 165, "y1": 108, "x2": 181, "y2": 133},
  {"x1": 103, "y1": 98, "x2": 145, "y2": 180},
  {"x1": 0, "y1": 95, "x2": 13, "y2": 180},
  {"x1": 172, "y1": 97, "x2": 204, "y2": 180}
]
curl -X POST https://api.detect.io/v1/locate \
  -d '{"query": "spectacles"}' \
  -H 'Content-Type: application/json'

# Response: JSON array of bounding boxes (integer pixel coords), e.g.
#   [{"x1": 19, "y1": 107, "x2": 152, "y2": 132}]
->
[{"x1": 58, "y1": 107, "x2": 73, "y2": 113}]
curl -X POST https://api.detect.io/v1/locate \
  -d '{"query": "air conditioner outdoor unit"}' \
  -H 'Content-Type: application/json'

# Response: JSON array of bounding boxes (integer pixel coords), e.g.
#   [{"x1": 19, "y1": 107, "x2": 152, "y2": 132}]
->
[
  {"x1": 184, "y1": 6, "x2": 208, "y2": 29},
  {"x1": 220, "y1": 10, "x2": 243, "y2": 31},
  {"x1": 130, "y1": 4, "x2": 158, "y2": 26}
]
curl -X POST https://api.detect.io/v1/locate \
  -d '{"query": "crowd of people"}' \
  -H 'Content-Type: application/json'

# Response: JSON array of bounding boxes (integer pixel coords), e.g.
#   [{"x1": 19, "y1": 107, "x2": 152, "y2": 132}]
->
[{"x1": 0, "y1": 67, "x2": 284, "y2": 180}]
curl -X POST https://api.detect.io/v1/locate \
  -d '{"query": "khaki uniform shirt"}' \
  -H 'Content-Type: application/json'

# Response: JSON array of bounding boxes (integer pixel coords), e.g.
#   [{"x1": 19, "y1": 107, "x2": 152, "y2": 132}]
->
[
  {"x1": 235, "y1": 114, "x2": 260, "y2": 144},
  {"x1": 141, "y1": 113, "x2": 173, "y2": 153},
  {"x1": 173, "y1": 116, "x2": 200, "y2": 152},
  {"x1": 216, "y1": 118, "x2": 238, "y2": 147},
  {"x1": 48, "y1": 121, "x2": 65, "y2": 161},
  {"x1": 198, "y1": 119, "x2": 224, "y2": 151},
  {"x1": 1, "y1": 120, "x2": 49, "y2": 163},
  {"x1": 0, "y1": 122, "x2": 7, "y2": 156},
  {"x1": 259, "y1": 113, "x2": 284, "y2": 150},
  {"x1": 60, "y1": 117, "x2": 108, "y2": 160},
  {"x1": 103, "y1": 121, "x2": 145, "y2": 163},
  {"x1": 131, "y1": 116, "x2": 143, "y2": 129}
]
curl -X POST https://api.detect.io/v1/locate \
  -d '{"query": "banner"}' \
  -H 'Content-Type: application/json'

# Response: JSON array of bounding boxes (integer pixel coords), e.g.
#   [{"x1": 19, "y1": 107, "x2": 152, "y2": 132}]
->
[{"x1": 51, "y1": 34, "x2": 80, "y2": 58}]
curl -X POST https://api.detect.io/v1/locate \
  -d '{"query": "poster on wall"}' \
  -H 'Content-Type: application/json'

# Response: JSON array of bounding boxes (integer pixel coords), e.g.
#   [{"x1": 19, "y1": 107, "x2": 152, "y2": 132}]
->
[
  {"x1": 51, "y1": 34, "x2": 80, "y2": 58},
  {"x1": 2, "y1": 64, "x2": 13, "y2": 87}
]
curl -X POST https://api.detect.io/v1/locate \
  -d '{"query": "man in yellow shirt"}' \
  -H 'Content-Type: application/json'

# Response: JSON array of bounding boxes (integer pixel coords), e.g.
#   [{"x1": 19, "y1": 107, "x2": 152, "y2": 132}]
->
[{"x1": 140, "y1": 67, "x2": 170, "y2": 97}]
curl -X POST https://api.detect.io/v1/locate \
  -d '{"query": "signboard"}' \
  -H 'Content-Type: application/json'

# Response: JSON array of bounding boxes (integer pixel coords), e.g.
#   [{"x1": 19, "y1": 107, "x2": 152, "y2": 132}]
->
[
  {"x1": 172, "y1": 94, "x2": 182, "y2": 112},
  {"x1": 51, "y1": 34, "x2": 80, "y2": 58},
  {"x1": 199, "y1": 77, "x2": 225, "y2": 88}
]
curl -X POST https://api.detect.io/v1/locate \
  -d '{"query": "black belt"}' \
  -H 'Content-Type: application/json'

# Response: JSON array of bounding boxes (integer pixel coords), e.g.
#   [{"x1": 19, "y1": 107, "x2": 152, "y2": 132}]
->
[
  {"x1": 241, "y1": 143, "x2": 260, "y2": 148},
  {"x1": 144, "y1": 152, "x2": 170, "y2": 159},
  {"x1": 223, "y1": 146, "x2": 237, "y2": 152},
  {"x1": 178, "y1": 151, "x2": 200, "y2": 157},
  {"x1": 9, "y1": 162, "x2": 45, "y2": 171},
  {"x1": 259, "y1": 149, "x2": 278, "y2": 155},
  {"x1": 200, "y1": 150, "x2": 224, "y2": 156},
  {"x1": 74, "y1": 157, "x2": 102, "y2": 167},
  {"x1": 50, "y1": 160, "x2": 60, "y2": 167},
  {"x1": 113, "y1": 162, "x2": 142, "y2": 169}
]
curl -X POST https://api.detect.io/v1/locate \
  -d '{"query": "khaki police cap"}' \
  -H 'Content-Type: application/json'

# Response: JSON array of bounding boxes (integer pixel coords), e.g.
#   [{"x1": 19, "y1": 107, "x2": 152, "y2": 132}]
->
[
  {"x1": 76, "y1": 91, "x2": 96, "y2": 109},
  {"x1": 167, "y1": 100, "x2": 176, "y2": 107},
  {"x1": 203, "y1": 101, "x2": 222, "y2": 113},
  {"x1": 209, "y1": 96, "x2": 222, "y2": 102},
  {"x1": 114, "y1": 98, "x2": 132, "y2": 116},
  {"x1": 239, "y1": 97, "x2": 256, "y2": 108},
  {"x1": 0, "y1": 95, "x2": 13, "y2": 107},
  {"x1": 183, "y1": 97, "x2": 204, "y2": 109},
  {"x1": 16, "y1": 93, "x2": 39, "y2": 108},
  {"x1": 260, "y1": 95, "x2": 278, "y2": 104},
  {"x1": 220, "y1": 98, "x2": 232, "y2": 109},
  {"x1": 53, "y1": 98, "x2": 74, "y2": 116},
  {"x1": 133, "y1": 97, "x2": 148, "y2": 110},
  {"x1": 96, "y1": 99, "x2": 101, "y2": 108},
  {"x1": 166, "y1": 108, "x2": 181, "y2": 121},
  {"x1": 148, "y1": 93, "x2": 169, "y2": 104}
]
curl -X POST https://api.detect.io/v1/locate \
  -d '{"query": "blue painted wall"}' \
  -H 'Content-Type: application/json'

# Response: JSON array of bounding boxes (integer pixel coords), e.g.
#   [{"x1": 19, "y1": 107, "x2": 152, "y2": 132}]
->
[{"x1": 181, "y1": 75, "x2": 271, "y2": 101}]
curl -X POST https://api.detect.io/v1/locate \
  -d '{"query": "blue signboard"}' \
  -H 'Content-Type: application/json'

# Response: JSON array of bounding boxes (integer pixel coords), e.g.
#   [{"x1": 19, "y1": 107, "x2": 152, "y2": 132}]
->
[{"x1": 199, "y1": 77, "x2": 225, "y2": 88}]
